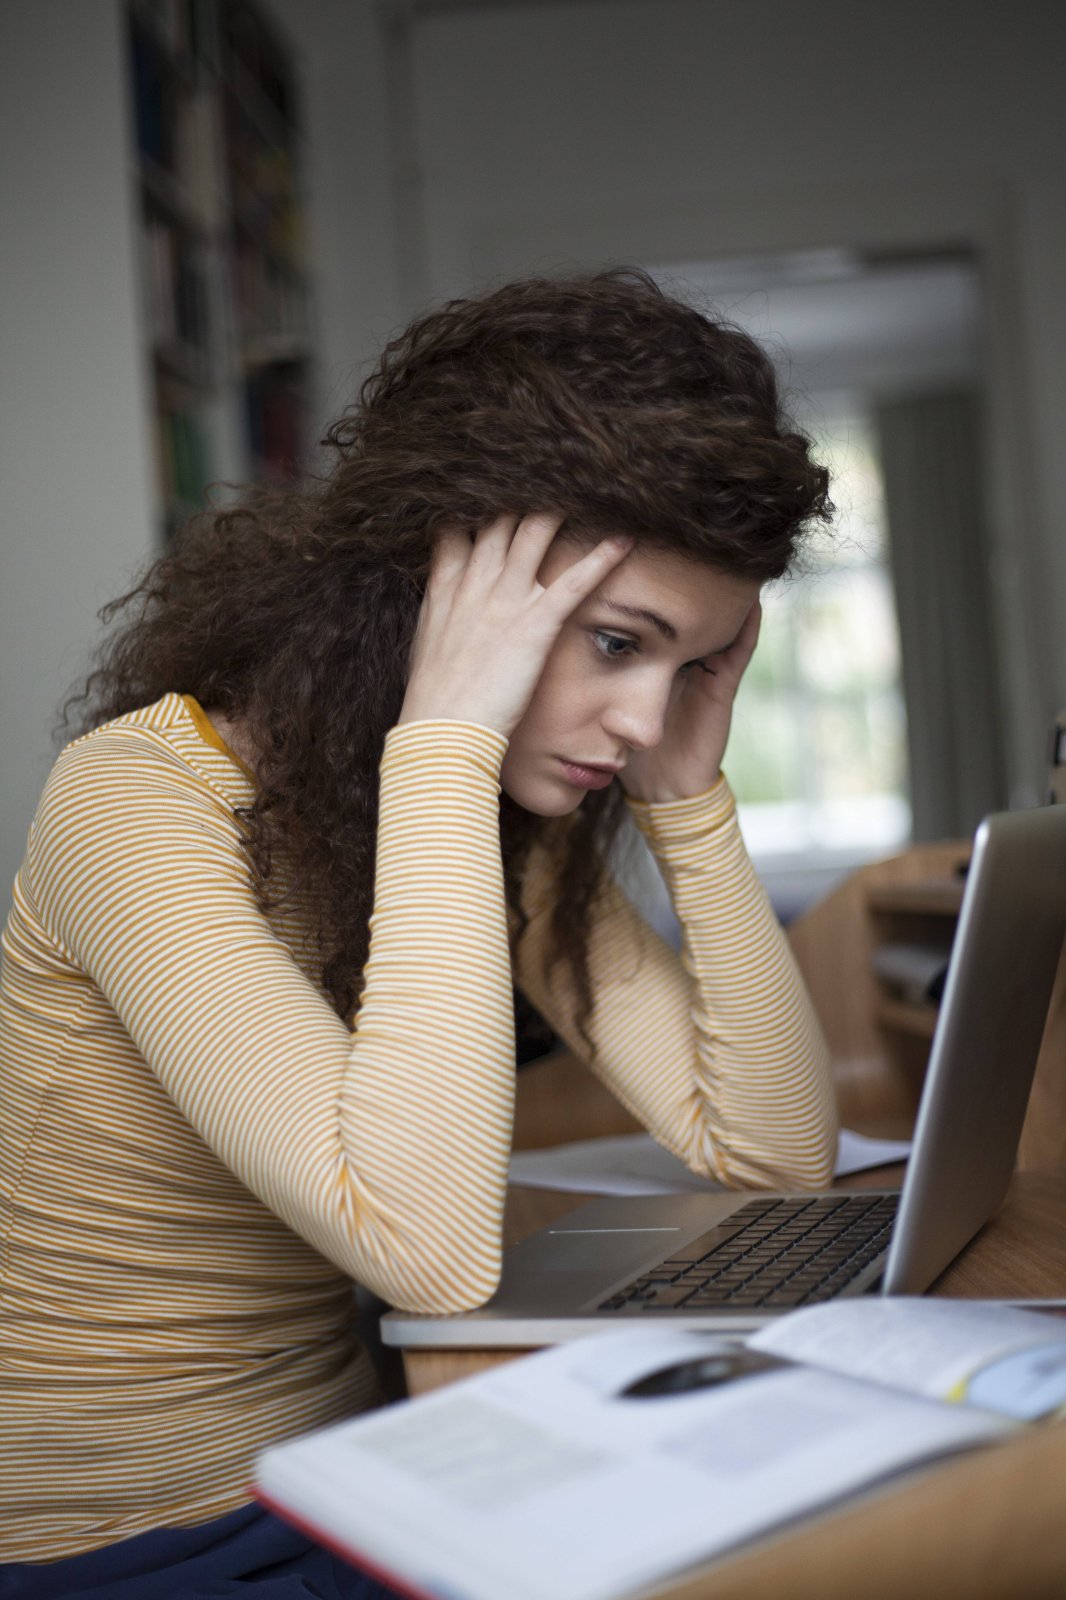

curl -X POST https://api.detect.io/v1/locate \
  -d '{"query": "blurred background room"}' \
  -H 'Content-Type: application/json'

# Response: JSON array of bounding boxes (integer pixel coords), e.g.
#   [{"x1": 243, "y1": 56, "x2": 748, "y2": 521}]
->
[{"x1": 2, "y1": 0, "x2": 1065, "y2": 922}]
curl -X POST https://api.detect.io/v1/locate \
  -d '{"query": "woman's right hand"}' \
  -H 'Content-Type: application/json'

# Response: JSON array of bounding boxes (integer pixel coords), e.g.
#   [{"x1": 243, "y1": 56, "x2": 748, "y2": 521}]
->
[{"x1": 398, "y1": 513, "x2": 634, "y2": 737}]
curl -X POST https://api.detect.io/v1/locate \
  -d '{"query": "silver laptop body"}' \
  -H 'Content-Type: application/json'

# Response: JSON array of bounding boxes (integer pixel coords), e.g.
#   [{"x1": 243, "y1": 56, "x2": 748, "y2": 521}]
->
[{"x1": 382, "y1": 804, "x2": 1066, "y2": 1349}]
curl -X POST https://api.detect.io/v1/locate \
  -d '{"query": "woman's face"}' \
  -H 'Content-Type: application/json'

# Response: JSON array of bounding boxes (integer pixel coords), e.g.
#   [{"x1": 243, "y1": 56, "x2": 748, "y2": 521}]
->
[{"x1": 500, "y1": 541, "x2": 761, "y2": 815}]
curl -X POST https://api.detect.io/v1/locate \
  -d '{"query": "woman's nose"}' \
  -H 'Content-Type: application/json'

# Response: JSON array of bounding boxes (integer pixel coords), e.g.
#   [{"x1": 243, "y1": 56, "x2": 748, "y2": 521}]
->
[{"x1": 603, "y1": 679, "x2": 669, "y2": 752}]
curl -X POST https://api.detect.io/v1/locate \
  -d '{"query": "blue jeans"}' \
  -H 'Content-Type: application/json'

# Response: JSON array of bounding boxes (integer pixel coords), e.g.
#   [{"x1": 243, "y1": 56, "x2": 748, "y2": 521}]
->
[{"x1": 0, "y1": 1502, "x2": 401, "y2": 1600}]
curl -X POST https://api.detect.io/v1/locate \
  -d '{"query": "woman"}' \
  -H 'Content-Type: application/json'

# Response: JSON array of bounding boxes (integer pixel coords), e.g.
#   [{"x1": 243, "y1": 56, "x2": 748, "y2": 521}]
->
[{"x1": 0, "y1": 269, "x2": 837, "y2": 1594}]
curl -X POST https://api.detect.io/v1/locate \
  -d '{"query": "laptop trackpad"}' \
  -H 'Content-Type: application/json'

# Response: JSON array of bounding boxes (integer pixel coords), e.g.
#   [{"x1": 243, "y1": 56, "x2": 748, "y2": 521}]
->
[{"x1": 509, "y1": 1228, "x2": 678, "y2": 1276}]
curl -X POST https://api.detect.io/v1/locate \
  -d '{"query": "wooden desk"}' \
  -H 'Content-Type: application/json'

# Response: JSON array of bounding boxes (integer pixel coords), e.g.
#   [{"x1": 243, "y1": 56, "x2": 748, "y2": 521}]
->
[{"x1": 401, "y1": 1165, "x2": 1066, "y2": 1600}]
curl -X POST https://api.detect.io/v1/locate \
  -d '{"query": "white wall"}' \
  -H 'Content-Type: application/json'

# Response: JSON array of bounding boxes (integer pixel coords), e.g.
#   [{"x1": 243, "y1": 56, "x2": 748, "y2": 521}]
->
[
  {"x1": 3, "y1": 0, "x2": 1065, "y2": 901},
  {"x1": 0, "y1": 0, "x2": 156, "y2": 894},
  {"x1": 401, "y1": 0, "x2": 1066, "y2": 805}
]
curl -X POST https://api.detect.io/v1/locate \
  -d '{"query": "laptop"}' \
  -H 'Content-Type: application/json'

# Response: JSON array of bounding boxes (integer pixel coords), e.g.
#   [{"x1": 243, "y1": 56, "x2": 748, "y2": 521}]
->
[{"x1": 382, "y1": 803, "x2": 1066, "y2": 1349}]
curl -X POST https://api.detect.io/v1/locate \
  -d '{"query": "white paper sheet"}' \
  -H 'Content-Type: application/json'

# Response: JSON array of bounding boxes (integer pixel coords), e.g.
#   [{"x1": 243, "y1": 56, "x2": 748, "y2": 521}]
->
[{"x1": 508, "y1": 1129, "x2": 912, "y2": 1196}]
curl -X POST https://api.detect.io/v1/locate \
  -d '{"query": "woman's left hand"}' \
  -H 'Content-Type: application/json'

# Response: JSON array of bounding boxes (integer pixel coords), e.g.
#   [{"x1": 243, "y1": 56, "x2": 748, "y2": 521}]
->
[{"x1": 620, "y1": 600, "x2": 762, "y2": 805}]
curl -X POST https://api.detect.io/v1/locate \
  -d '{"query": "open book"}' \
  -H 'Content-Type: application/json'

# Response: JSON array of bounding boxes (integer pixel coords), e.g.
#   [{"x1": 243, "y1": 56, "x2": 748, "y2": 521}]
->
[{"x1": 255, "y1": 1299, "x2": 1066, "y2": 1600}]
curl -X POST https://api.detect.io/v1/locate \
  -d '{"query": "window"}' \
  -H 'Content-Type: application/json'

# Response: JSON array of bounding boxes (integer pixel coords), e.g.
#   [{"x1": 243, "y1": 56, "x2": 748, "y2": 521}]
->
[{"x1": 727, "y1": 401, "x2": 911, "y2": 865}]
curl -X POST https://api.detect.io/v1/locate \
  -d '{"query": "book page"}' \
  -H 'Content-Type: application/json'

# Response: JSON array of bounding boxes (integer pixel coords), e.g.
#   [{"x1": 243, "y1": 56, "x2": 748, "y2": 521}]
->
[
  {"x1": 748, "y1": 1298, "x2": 1066, "y2": 1418},
  {"x1": 258, "y1": 1326, "x2": 1007, "y2": 1600}
]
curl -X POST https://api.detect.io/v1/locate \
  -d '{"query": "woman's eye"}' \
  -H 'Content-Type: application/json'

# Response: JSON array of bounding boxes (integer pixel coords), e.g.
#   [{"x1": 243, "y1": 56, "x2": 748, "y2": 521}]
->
[{"x1": 592, "y1": 630, "x2": 636, "y2": 661}]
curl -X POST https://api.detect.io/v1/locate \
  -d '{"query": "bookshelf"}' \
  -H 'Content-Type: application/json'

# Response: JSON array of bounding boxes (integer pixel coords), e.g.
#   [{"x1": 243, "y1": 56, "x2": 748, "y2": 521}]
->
[
  {"x1": 787, "y1": 842, "x2": 1066, "y2": 1169},
  {"x1": 126, "y1": 0, "x2": 312, "y2": 542},
  {"x1": 785, "y1": 842, "x2": 970, "y2": 1139}
]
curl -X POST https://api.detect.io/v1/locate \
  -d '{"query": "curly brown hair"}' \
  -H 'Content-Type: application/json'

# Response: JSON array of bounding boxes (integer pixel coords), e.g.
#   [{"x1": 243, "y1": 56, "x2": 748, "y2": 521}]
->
[{"x1": 64, "y1": 268, "x2": 831, "y2": 1045}]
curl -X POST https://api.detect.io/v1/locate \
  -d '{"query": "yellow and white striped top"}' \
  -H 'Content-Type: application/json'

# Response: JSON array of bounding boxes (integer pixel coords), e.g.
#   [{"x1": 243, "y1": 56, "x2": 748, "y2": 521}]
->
[{"x1": 0, "y1": 692, "x2": 835, "y2": 1562}]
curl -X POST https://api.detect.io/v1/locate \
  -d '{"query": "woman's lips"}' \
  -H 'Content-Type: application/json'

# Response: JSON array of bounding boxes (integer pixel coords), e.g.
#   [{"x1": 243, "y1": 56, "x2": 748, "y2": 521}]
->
[{"x1": 558, "y1": 760, "x2": 619, "y2": 790}]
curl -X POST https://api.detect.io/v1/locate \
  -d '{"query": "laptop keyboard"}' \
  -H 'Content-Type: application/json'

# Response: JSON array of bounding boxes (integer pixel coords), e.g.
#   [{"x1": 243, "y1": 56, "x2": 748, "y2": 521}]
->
[{"x1": 598, "y1": 1193, "x2": 899, "y2": 1313}]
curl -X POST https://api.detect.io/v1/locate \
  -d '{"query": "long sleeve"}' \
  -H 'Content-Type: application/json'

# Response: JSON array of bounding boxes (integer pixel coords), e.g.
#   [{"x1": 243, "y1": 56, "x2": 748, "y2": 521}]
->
[
  {"x1": 514, "y1": 776, "x2": 838, "y2": 1189},
  {"x1": 26, "y1": 718, "x2": 515, "y2": 1313}
]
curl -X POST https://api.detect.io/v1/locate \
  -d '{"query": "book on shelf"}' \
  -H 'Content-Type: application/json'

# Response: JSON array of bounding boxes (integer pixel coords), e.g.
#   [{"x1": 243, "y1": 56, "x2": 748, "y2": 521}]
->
[
  {"x1": 172, "y1": 87, "x2": 225, "y2": 231},
  {"x1": 130, "y1": 19, "x2": 179, "y2": 171},
  {"x1": 1050, "y1": 710, "x2": 1066, "y2": 805},
  {"x1": 130, "y1": 0, "x2": 202, "y2": 60},
  {"x1": 255, "y1": 1298, "x2": 1066, "y2": 1600},
  {"x1": 143, "y1": 224, "x2": 212, "y2": 355},
  {"x1": 155, "y1": 407, "x2": 210, "y2": 513},
  {"x1": 243, "y1": 369, "x2": 303, "y2": 481},
  {"x1": 223, "y1": 0, "x2": 295, "y2": 125}
]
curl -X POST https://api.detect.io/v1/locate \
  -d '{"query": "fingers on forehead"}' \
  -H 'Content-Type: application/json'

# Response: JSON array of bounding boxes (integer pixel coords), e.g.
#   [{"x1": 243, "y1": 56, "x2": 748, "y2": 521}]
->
[
  {"x1": 546, "y1": 536, "x2": 632, "y2": 607},
  {"x1": 472, "y1": 513, "x2": 519, "y2": 545},
  {"x1": 429, "y1": 523, "x2": 473, "y2": 578},
  {"x1": 496, "y1": 513, "x2": 568, "y2": 579},
  {"x1": 520, "y1": 512, "x2": 566, "y2": 539}
]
